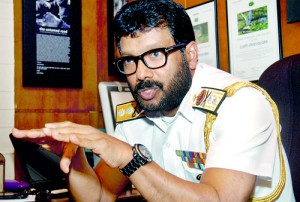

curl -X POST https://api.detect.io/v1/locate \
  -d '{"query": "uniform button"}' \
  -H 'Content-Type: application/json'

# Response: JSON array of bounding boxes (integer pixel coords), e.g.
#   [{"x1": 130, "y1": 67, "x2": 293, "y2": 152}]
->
[{"x1": 165, "y1": 143, "x2": 171, "y2": 147}]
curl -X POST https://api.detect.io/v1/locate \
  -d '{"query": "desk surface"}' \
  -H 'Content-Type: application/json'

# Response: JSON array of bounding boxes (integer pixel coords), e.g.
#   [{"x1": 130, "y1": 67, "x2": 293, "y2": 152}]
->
[
  {"x1": 1, "y1": 188, "x2": 143, "y2": 202},
  {"x1": 25, "y1": 190, "x2": 142, "y2": 202}
]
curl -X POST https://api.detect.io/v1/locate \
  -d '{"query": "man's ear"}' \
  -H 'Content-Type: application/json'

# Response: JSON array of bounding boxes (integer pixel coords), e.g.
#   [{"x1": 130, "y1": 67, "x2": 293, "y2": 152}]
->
[{"x1": 185, "y1": 41, "x2": 198, "y2": 70}]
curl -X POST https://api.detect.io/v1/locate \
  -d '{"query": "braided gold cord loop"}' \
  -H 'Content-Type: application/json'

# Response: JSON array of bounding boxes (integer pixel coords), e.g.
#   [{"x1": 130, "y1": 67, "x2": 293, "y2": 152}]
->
[
  {"x1": 204, "y1": 81, "x2": 286, "y2": 201},
  {"x1": 204, "y1": 113, "x2": 216, "y2": 152}
]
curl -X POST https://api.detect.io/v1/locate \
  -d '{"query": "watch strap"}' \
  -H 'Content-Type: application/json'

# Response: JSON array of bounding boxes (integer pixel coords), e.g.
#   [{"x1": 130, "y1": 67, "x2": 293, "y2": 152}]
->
[{"x1": 120, "y1": 153, "x2": 148, "y2": 177}]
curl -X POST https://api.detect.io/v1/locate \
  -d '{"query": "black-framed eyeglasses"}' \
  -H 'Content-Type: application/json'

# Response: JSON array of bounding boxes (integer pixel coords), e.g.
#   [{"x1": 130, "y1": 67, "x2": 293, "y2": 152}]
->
[{"x1": 114, "y1": 43, "x2": 187, "y2": 75}]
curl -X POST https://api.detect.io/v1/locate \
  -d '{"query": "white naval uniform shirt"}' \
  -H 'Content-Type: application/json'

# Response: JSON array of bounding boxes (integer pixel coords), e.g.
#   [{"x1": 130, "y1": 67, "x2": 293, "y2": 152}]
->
[{"x1": 113, "y1": 63, "x2": 295, "y2": 201}]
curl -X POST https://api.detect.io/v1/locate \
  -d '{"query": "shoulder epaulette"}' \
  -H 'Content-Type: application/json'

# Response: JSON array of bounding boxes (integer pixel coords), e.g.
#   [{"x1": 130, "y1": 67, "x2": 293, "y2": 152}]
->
[
  {"x1": 192, "y1": 87, "x2": 227, "y2": 115},
  {"x1": 116, "y1": 101, "x2": 145, "y2": 123}
]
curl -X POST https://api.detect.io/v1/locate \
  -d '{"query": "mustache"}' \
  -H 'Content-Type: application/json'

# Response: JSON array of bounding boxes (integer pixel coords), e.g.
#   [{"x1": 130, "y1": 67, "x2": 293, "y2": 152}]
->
[{"x1": 134, "y1": 80, "x2": 163, "y2": 92}]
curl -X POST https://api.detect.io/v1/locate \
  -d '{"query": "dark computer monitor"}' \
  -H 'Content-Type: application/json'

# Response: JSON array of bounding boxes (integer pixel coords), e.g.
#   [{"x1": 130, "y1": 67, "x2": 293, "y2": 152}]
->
[{"x1": 9, "y1": 134, "x2": 68, "y2": 194}]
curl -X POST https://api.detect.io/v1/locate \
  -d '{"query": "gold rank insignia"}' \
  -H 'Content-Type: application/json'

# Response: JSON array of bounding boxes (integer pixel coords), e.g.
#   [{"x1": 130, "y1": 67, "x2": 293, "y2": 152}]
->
[
  {"x1": 116, "y1": 101, "x2": 145, "y2": 123},
  {"x1": 192, "y1": 87, "x2": 227, "y2": 114}
]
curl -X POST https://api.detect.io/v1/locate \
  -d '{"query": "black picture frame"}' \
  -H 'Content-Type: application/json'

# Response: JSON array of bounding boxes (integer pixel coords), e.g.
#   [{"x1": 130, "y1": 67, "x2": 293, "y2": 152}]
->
[
  {"x1": 107, "y1": 0, "x2": 135, "y2": 77},
  {"x1": 287, "y1": 0, "x2": 300, "y2": 23},
  {"x1": 186, "y1": 1, "x2": 220, "y2": 68},
  {"x1": 107, "y1": 0, "x2": 117, "y2": 76},
  {"x1": 226, "y1": 0, "x2": 282, "y2": 81},
  {"x1": 22, "y1": 0, "x2": 82, "y2": 88}
]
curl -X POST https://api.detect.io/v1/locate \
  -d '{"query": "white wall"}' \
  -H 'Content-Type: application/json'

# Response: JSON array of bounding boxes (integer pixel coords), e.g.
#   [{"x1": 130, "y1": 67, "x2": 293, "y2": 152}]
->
[{"x1": 0, "y1": 0, "x2": 15, "y2": 179}]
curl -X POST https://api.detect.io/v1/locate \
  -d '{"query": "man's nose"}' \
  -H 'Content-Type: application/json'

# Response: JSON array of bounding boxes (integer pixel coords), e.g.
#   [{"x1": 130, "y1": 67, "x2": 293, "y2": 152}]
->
[{"x1": 135, "y1": 59, "x2": 153, "y2": 81}]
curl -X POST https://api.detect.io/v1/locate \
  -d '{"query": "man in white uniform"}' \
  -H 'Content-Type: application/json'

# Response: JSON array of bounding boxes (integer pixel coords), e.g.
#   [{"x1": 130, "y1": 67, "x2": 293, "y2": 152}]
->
[{"x1": 12, "y1": 0, "x2": 295, "y2": 201}]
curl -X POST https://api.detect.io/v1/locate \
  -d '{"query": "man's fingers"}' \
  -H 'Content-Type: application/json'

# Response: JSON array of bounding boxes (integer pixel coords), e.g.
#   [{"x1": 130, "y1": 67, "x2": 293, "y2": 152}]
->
[
  {"x1": 60, "y1": 143, "x2": 78, "y2": 173},
  {"x1": 69, "y1": 136, "x2": 97, "y2": 153},
  {"x1": 12, "y1": 128, "x2": 47, "y2": 138},
  {"x1": 43, "y1": 127, "x2": 101, "y2": 144},
  {"x1": 45, "y1": 121, "x2": 85, "y2": 129},
  {"x1": 60, "y1": 157, "x2": 71, "y2": 174},
  {"x1": 45, "y1": 122, "x2": 93, "y2": 135},
  {"x1": 70, "y1": 135, "x2": 88, "y2": 148},
  {"x1": 44, "y1": 128, "x2": 88, "y2": 143},
  {"x1": 45, "y1": 121, "x2": 74, "y2": 128}
]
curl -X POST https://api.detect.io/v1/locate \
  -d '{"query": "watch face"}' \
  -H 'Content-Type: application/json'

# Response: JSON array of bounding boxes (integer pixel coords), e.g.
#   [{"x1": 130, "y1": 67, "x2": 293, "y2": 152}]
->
[{"x1": 137, "y1": 144, "x2": 152, "y2": 161}]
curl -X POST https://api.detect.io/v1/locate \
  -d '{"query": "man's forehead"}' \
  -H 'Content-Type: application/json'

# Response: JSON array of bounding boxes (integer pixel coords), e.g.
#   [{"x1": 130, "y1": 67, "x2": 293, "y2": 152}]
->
[{"x1": 119, "y1": 28, "x2": 174, "y2": 54}]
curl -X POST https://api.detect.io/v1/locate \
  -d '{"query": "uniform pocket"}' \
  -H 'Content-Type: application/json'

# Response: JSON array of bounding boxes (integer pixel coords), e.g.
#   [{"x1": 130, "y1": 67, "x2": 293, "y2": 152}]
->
[{"x1": 180, "y1": 160, "x2": 204, "y2": 182}]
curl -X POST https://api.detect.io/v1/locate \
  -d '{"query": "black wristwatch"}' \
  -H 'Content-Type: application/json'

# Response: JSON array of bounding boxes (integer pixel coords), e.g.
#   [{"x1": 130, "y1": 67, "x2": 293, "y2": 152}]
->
[{"x1": 120, "y1": 144, "x2": 152, "y2": 177}]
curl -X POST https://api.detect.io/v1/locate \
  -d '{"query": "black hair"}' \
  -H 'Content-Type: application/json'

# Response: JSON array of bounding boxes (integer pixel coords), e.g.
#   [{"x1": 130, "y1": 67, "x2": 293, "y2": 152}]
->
[{"x1": 113, "y1": 0, "x2": 195, "y2": 51}]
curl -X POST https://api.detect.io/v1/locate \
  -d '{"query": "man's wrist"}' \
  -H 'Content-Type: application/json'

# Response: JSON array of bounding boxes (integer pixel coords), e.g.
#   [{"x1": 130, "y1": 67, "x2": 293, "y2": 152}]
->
[
  {"x1": 119, "y1": 144, "x2": 152, "y2": 177},
  {"x1": 119, "y1": 147, "x2": 134, "y2": 169}
]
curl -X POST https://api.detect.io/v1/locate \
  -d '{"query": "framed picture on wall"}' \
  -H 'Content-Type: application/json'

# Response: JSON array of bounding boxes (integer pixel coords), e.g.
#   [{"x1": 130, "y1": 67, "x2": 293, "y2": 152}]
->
[
  {"x1": 227, "y1": 0, "x2": 282, "y2": 81},
  {"x1": 107, "y1": 0, "x2": 135, "y2": 77},
  {"x1": 186, "y1": 1, "x2": 219, "y2": 68},
  {"x1": 22, "y1": 0, "x2": 82, "y2": 88},
  {"x1": 287, "y1": 0, "x2": 300, "y2": 23}
]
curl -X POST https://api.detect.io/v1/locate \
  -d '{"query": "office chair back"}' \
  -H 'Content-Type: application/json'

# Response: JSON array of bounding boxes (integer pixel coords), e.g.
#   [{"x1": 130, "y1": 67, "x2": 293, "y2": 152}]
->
[{"x1": 257, "y1": 54, "x2": 300, "y2": 201}]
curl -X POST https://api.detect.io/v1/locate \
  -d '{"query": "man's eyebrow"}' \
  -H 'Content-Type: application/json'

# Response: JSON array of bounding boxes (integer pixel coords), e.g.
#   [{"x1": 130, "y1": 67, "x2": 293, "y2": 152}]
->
[
  {"x1": 119, "y1": 52, "x2": 134, "y2": 57},
  {"x1": 120, "y1": 41, "x2": 166, "y2": 56}
]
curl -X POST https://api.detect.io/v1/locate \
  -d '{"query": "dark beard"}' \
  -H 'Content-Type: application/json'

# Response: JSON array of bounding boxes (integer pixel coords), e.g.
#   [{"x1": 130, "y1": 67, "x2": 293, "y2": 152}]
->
[{"x1": 131, "y1": 55, "x2": 192, "y2": 112}]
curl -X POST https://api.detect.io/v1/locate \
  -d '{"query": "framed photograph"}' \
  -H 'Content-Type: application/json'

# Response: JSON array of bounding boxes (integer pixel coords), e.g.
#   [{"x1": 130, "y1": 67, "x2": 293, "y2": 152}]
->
[
  {"x1": 186, "y1": 1, "x2": 219, "y2": 68},
  {"x1": 227, "y1": 0, "x2": 282, "y2": 81},
  {"x1": 108, "y1": 0, "x2": 135, "y2": 76},
  {"x1": 22, "y1": 0, "x2": 82, "y2": 88},
  {"x1": 113, "y1": 0, "x2": 131, "y2": 16},
  {"x1": 287, "y1": 0, "x2": 300, "y2": 23}
]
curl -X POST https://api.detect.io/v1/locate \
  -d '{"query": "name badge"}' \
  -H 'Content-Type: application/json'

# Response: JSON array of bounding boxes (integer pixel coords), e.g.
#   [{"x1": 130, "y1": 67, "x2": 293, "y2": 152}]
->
[{"x1": 192, "y1": 87, "x2": 226, "y2": 114}]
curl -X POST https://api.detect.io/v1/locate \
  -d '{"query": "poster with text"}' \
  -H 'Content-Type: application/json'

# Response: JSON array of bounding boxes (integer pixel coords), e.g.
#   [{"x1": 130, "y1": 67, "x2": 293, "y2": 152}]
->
[
  {"x1": 227, "y1": 0, "x2": 282, "y2": 81},
  {"x1": 23, "y1": 0, "x2": 82, "y2": 88},
  {"x1": 186, "y1": 1, "x2": 219, "y2": 68}
]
